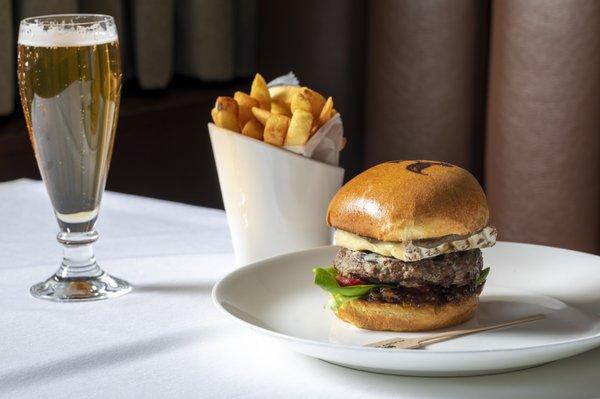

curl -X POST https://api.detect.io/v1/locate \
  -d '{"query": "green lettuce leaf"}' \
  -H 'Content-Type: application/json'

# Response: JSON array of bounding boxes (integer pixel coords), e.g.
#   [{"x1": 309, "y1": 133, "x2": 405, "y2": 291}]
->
[
  {"x1": 314, "y1": 266, "x2": 491, "y2": 313},
  {"x1": 313, "y1": 267, "x2": 384, "y2": 312},
  {"x1": 476, "y1": 267, "x2": 490, "y2": 286}
]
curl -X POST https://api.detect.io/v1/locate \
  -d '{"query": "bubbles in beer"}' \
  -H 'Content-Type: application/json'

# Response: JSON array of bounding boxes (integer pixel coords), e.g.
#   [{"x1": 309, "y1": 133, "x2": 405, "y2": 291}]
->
[{"x1": 17, "y1": 15, "x2": 122, "y2": 232}]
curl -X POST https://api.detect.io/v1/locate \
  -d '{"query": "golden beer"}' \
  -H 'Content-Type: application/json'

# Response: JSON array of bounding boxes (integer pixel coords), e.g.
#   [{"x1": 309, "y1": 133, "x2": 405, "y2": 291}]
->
[
  {"x1": 18, "y1": 15, "x2": 131, "y2": 301},
  {"x1": 17, "y1": 39, "x2": 122, "y2": 230}
]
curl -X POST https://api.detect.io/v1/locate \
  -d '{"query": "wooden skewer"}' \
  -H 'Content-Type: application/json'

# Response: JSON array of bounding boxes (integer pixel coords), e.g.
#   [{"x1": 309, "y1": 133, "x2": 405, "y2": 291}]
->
[{"x1": 364, "y1": 314, "x2": 546, "y2": 349}]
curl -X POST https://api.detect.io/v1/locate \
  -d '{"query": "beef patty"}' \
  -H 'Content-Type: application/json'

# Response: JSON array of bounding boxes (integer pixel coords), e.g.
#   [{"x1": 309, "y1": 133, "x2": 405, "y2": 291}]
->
[
  {"x1": 366, "y1": 283, "x2": 484, "y2": 306},
  {"x1": 333, "y1": 247, "x2": 483, "y2": 288}
]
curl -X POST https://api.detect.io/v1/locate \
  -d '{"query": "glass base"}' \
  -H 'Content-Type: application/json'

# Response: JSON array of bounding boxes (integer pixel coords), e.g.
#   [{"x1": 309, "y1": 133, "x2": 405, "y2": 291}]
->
[{"x1": 30, "y1": 272, "x2": 132, "y2": 302}]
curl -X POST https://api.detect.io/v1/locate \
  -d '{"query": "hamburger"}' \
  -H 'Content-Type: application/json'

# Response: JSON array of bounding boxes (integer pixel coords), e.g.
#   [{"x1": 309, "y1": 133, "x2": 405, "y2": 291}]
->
[{"x1": 313, "y1": 160, "x2": 496, "y2": 332}]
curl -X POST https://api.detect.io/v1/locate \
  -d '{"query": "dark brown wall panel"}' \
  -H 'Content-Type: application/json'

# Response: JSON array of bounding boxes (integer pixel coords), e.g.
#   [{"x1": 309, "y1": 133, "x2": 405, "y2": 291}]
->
[
  {"x1": 365, "y1": 0, "x2": 489, "y2": 180},
  {"x1": 486, "y1": 0, "x2": 600, "y2": 253},
  {"x1": 257, "y1": 0, "x2": 366, "y2": 178}
]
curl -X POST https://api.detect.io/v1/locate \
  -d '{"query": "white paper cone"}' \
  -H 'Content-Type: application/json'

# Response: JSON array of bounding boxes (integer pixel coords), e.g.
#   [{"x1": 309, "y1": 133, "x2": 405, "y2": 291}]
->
[{"x1": 209, "y1": 123, "x2": 345, "y2": 266}]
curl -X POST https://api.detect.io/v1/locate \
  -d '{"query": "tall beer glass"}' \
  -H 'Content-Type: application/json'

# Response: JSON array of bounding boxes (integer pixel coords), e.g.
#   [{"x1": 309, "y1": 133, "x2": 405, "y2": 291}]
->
[{"x1": 17, "y1": 15, "x2": 131, "y2": 301}]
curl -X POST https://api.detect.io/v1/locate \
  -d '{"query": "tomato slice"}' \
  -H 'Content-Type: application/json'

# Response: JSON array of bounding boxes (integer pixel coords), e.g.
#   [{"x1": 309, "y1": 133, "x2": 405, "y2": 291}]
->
[{"x1": 335, "y1": 275, "x2": 365, "y2": 286}]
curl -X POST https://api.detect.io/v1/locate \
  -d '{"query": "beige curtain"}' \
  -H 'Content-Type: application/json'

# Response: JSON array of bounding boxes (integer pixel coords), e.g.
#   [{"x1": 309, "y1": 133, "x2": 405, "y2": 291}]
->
[{"x1": 0, "y1": 0, "x2": 257, "y2": 115}]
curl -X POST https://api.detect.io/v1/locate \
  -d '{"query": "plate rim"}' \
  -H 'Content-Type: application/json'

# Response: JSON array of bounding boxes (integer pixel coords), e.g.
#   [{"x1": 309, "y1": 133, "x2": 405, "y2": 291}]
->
[{"x1": 212, "y1": 243, "x2": 600, "y2": 356}]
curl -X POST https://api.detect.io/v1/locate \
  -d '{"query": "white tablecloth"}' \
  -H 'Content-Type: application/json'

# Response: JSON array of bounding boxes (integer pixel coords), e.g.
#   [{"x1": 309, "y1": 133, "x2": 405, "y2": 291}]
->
[{"x1": 1, "y1": 179, "x2": 599, "y2": 398}]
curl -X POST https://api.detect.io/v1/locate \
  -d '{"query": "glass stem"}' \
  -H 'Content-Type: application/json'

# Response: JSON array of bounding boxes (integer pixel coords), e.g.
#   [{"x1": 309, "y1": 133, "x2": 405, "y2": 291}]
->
[{"x1": 56, "y1": 230, "x2": 103, "y2": 279}]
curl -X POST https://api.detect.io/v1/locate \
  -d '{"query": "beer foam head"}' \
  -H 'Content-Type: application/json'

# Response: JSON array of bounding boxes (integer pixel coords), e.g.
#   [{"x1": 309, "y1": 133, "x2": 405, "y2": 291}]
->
[{"x1": 18, "y1": 14, "x2": 117, "y2": 47}]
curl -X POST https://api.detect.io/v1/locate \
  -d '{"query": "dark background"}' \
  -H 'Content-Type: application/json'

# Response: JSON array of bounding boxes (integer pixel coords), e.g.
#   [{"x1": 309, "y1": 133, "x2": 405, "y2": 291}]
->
[{"x1": 1, "y1": 0, "x2": 598, "y2": 254}]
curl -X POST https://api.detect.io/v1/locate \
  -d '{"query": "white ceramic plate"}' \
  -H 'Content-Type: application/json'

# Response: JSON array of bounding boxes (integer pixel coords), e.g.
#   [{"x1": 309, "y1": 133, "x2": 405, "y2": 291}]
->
[{"x1": 212, "y1": 242, "x2": 600, "y2": 376}]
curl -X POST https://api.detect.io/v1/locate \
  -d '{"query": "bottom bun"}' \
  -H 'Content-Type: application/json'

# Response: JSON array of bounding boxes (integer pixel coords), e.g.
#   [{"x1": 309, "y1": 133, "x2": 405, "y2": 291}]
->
[{"x1": 337, "y1": 295, "x2": 478, "y2": 332}]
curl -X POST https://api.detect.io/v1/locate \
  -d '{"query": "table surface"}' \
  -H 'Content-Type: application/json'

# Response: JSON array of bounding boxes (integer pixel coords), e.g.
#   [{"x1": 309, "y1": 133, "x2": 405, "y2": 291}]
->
[{"x1": 2, "y1": 179, "x2": 600, "y2": 399}]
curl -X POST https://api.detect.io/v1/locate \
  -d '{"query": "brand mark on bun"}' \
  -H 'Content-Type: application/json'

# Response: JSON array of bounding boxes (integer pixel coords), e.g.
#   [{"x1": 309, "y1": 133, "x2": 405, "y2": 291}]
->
[{"x1": 396, "y1": 160, "x2": 454, "y2": 175}]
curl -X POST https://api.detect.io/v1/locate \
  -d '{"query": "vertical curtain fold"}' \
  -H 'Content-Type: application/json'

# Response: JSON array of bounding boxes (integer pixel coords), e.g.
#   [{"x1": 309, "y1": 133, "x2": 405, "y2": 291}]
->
[
  {"x1": 486, "y1": 0, "x2": 600, "y2": 253},
  {"x1": 16, "y1": 0, "x2": 78, "y2": 19},
  {"x1": 131, "y1": 0, "x2": 174, "y2": 89},
  {"x1": 365, "y1": 0, "x2": 489, "y2": 180},
  {"x1": 175, "y1": 0, "x2": 235, "y2": 81},
  {"x1": 234, "y1": 0, "x2": 257, "y2": 77},
  {"x1": 0, "y1": 0, "x2": 13, "y2": 115}
]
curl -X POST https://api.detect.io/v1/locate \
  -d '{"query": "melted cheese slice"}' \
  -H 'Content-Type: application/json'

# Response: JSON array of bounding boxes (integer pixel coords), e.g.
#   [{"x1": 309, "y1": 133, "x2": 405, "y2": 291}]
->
[{"x1": 334, "y1": 226, "x2": 497, "y2": 262}]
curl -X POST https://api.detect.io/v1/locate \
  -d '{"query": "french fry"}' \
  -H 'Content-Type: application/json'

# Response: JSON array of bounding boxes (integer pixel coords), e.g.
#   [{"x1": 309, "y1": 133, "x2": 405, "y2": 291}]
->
[
  {"x1": 214, "y1": 110, "x2": 240, "y2": 132},
  {"x1": 216, "y1": 96, "x2": 238, "y2": 114},
  {"x1": 304, "y1": 88, "x2": 326, "y2": 121},
  {"x1": 317, "y1": 96, "x2": 334, "y2": 127},
  {"x1": 234, "y1": 91, "x2": 259, "y2": 129},
  {"x1": 208, "y1": 74, "x2": 345, "y2": 149},
  {"x1": 290, "y1": 91, "x2": 312, "y2": 113},
  {"x1": 271, "y1": 100, "x2": 291, "y2": 116},
  {"x1": 269, "y1": 85, "x2": 303, "y2": 105},
  {"x1": 264, "y1": 114, "x2": 290, "y2": 147},
  {"x1": 285, "y1": 109, "x2": 313, "y2": 146},
  {"x1": 269, "y1": 85, "x2": 326, "y2": 119},
  {"x1": 250, "y1": 73, "x2": 271, "y2": 110},
  {"x1": 242, "y1": 119, "x2": 264, "y2": 140},
  {"x1": 214, "y1": 96, "x2": 239, "y2": 132},
  {"x1": 251, "y1": 107, "x2": 271, "y2": 125}
]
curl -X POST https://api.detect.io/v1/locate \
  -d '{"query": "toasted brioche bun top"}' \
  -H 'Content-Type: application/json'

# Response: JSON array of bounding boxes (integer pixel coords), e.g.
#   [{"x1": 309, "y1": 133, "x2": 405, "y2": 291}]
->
[{"x1": 326, "y1": 160, "x2": 489, "y2": 242}]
